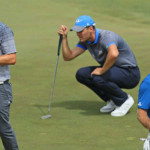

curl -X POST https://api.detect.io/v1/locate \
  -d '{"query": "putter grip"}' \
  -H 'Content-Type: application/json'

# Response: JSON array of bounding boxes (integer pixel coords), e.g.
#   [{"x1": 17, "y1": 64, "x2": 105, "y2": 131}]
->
[{"x1": 57, "y1": 35, "x2": 63, "y2": 56}]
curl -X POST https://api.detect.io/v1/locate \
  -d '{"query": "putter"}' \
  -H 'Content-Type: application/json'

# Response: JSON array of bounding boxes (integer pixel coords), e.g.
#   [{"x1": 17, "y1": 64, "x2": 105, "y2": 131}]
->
[{"x1": 41, "y1": 35, "x2": 63, "y2": 119}]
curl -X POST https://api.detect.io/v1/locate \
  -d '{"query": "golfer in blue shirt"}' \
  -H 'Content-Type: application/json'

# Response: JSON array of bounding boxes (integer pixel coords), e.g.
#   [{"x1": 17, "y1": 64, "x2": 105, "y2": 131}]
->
[{"x1": 138, "y1": 74, "x2": 150, "y2": 150}]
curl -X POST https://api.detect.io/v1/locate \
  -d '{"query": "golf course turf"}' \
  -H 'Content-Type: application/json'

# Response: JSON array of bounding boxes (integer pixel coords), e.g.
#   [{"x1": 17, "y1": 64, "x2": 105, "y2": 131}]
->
[{"x1": 0, "y1": 0, "x2": 150, "y2": 149}]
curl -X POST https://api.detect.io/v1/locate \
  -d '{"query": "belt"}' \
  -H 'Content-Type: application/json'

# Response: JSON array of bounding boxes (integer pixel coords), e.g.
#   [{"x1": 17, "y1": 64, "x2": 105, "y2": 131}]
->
[
  {"x1": 0, "y1": 81, "x2": 4, "y2": 85},
  {"x1": 0, "y1": 80, "x2": 9, "y2": 85}
]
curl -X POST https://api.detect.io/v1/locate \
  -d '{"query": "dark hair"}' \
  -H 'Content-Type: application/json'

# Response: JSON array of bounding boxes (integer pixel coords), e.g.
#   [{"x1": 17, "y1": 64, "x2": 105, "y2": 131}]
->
[{"x1": 86, "y1": 26, "x2": 95, "y2": 29}]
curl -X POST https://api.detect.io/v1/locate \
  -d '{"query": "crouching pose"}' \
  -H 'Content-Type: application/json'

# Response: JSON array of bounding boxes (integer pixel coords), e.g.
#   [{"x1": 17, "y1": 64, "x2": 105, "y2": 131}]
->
[{"x1": 58, "y1": 15, "x2": 140, "y2": 117}]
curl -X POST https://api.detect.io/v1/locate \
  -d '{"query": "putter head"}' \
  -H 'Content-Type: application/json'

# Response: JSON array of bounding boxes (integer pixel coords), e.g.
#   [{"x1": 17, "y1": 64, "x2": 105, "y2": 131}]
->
[{"x1": 41, "y1": 114, "x2": 51, "y2": 119}]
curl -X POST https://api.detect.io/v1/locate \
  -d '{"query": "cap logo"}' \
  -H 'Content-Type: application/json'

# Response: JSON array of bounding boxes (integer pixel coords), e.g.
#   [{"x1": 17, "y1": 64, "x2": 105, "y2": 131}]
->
[{"x1": 76, "y1": 19, "x2": 80, "y2": 23}]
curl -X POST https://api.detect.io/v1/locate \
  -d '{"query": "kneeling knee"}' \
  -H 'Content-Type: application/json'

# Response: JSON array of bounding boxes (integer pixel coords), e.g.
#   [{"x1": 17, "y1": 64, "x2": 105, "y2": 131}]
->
[{"x1": 76, "y1": 68, "x2": 86, "y2": 82}]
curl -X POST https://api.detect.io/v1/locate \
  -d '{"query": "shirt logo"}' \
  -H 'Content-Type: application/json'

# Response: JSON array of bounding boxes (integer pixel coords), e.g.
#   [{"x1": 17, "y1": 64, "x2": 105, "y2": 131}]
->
[
  {"x1": 138, "y1": 102, "x2": 142, "y2": 107},
  {"x1": 98, "y1": 50, "x2": 103, "y2": 56}
]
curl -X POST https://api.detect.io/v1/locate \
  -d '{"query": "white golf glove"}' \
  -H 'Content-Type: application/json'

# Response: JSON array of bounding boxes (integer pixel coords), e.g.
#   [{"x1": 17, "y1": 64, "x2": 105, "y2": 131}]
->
[{"x1": 140, "y1": 133, "x2": 150, "y2": 150}]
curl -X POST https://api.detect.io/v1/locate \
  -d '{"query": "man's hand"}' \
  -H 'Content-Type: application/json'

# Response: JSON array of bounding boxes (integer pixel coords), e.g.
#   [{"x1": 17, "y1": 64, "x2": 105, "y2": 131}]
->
[
  {"x1": 140, "y1": 133, "x2": 150, "y2": 150},
  {"x1": 57, "y1": 25, "x2": 68, "y2": 38},
  {"x1": 91, "y1": 67, "x2": 104, "y2": 77},
  {"x1": 143, "y1": 139, "x2": 150, "y2": 150}
]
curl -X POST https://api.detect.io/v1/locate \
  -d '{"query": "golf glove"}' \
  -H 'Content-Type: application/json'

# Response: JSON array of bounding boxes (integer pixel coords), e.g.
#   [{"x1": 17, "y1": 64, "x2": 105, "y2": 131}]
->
[{"x1": 141, "y1": 133, "x2": 150, "y2": 150}]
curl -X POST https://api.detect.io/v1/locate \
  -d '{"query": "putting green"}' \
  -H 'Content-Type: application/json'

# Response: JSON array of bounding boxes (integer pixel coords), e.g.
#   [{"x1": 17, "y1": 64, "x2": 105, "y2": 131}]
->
[{"x1": 0, "y1": 0, "x2": 150, "y2": 149}]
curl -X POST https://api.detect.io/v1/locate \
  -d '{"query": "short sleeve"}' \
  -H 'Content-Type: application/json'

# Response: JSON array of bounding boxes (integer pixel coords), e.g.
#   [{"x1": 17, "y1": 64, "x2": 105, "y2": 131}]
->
[
  {"x1": 0, "y1": 27, "x2": 16, "y2": 54},
  {"x1": 76, "y1": 41, "x2": 87, "y2": 50},
  {"x1": 101, "y1": 32, "x2": 118, "y2": 50},
  {"x1": 138, "y1": 81, "x2": 150, "y2": 110}
]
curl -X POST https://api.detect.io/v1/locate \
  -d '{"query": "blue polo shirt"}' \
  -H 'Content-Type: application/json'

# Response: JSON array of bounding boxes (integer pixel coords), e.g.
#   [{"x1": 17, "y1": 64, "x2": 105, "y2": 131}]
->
[
  {"x1": 138, "y1": 74, "x2": 150, "y2": 118},
  {"x1": 77, "y1": 28, "x2": 138, "y2": 68}
]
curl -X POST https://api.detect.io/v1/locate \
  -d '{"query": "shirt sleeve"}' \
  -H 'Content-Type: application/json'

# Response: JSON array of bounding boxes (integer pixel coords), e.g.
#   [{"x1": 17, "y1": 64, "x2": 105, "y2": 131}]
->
[
  {"x1": 138, "y1": 81, "x2": 150, "y2": 110},
  {"x1": 1, "y1": 27, "x2": 16, "y2": 54},
  {"x1": 76, "y1": 41, "x2": 87, "y2": 50},
  {"x1": 101, "y1": 32, "x2": 118, "y2": 50}
]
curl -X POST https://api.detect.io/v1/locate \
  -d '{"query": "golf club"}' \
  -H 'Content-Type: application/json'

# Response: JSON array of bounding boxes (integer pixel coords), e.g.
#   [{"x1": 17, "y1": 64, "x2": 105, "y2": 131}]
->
[{"x1": 41, "y1": 35, "x2": 63, "y2": 119}]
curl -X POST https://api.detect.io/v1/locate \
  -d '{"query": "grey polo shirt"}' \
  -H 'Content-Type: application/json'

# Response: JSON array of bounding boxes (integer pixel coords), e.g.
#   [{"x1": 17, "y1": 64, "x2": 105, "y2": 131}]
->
[
  {"x1": 0, "y1": 22, "x2": 16, "y2": 82},
  {"x1": 77, "y1": 28, "x2": 137, "y2": 68}
]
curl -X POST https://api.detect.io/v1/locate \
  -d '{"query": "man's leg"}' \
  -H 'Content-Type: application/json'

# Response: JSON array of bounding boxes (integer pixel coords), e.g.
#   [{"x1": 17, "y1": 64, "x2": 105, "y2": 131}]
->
[
  {"x1": 76, "y1": 66, "x2": 140, "y2": 116},
  {"x1": 92, "y1": 75, "x2": 128, "y2": 106},
  {"x1": 91, "y1": 66, "x2": 140, "y2": 116},
  {"x1": 91, "y1": 66, "x2": 140, "y2": 106},
  {"x1": 0, "y1": 82, "x2": 19, "y2": 150},
  {"x1": 76, "y1": 66, "x2": 110, "y2": 102}
]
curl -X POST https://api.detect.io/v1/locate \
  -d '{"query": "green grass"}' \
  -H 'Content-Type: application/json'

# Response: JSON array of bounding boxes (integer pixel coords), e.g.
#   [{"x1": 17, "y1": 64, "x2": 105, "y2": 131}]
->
[{"x1": 0, "y1": 0, "x2": 150, "y2": 149}]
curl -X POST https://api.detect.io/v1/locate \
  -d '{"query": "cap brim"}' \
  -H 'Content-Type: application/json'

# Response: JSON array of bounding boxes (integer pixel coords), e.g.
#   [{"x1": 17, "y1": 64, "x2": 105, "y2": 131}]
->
[{"x1": 70, "y1": 26, "x2": 85, "y2": 32}]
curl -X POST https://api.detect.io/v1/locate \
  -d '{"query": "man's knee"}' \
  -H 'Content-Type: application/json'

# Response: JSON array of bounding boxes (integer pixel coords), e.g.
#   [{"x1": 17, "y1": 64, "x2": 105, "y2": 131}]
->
[
  {"x1": 0, "y1": 124, "x2": 12, "y2": 136},
  {"x1": 0, "y1": 110, "x2": 11, "y2": 134},
  {"x1": 76, "y1": 68, "x2": 89, "y2": 82}
]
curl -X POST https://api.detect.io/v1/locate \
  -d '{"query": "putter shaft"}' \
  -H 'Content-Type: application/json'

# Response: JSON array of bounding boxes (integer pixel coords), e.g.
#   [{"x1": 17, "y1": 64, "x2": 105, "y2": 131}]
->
[{"x1": 41, "y1": 35, "x2": 62, "y2": 119}]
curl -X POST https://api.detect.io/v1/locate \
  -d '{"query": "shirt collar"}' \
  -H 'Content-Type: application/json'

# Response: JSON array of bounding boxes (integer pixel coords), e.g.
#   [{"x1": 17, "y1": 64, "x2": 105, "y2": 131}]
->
[{"x1": 88, "y1": 28, "x2": 99, "y2": 44}]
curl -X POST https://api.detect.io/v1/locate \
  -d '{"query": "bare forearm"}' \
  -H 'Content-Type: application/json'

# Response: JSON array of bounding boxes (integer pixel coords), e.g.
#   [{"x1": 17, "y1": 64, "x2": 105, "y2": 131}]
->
[
  {"x1": 0, "y1": 54, "x2": 16, "y2": 65},
  {"x1": 102, "y1": 56, "x2": 117, "y2": 73},
  {"x1": 58, "y1": 25, "x2": 84, "y2": 61},
  {"x1": 138, "y1": 109, "x2": 150, "y2": 130},
  {"x1": 138, "y1": 117, "x2": 150, "y2": 130},
  {"x1": 62, "y1": 36, "x2": 73, "y2": 61},
  {"x1": 58, "y1": 25, "x2": 74, "y2": 61},
  {"x1": 101, "y1": 44, "x2": 119, "y2": 74}
]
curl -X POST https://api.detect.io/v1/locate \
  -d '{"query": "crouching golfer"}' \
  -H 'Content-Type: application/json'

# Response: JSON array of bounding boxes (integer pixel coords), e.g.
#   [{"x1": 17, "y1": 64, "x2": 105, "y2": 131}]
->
[
  {"x1": 58, "y1": 15, "x2": 140, "y2": 117},
  {"x1": 0, "y1": 22, "x2": 19, "y2": 149},
  {"x1": 138, "y1": 74, "x2": 150, "y2": 150}
]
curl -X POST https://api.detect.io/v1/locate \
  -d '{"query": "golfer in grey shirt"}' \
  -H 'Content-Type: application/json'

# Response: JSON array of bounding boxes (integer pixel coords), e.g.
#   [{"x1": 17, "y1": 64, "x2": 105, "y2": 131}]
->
[
  {"x1": 0, "y1": 22, "x2": 19, "y2": 149},
  {"x1": 58, "y1": 15, "x2": 140, "y2": 117}
]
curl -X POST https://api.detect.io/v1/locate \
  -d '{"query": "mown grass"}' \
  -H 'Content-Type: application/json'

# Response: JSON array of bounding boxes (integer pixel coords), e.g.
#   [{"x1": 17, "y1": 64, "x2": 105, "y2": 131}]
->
[{"x1": 0, "y1": 0, "x2": 150, "y2": 149}]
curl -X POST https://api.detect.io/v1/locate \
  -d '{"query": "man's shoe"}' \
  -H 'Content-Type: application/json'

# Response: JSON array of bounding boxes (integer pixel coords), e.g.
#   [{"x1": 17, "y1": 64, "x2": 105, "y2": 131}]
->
[
  {"x1": 100, "y1": 100, "x2": 116, "y2": 113},
  {"x1": 111, "y1": 95, "x2": 134, "y2": 117}
]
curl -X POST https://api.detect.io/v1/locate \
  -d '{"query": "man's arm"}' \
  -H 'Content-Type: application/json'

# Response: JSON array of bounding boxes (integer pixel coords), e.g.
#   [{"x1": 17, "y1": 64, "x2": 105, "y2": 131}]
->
[
  {"x1": 138, "y1": 108, "x2": 150, "y2": 130},
  {"x1": 58, "y1": 25, "x2": 85, "y2": 61},
  {"x1": 0, "y1": 53, "x2": 16, "y2": 65},
  {"x1": 91, "y1": 44, "x2": 119, "y2": 76}
]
